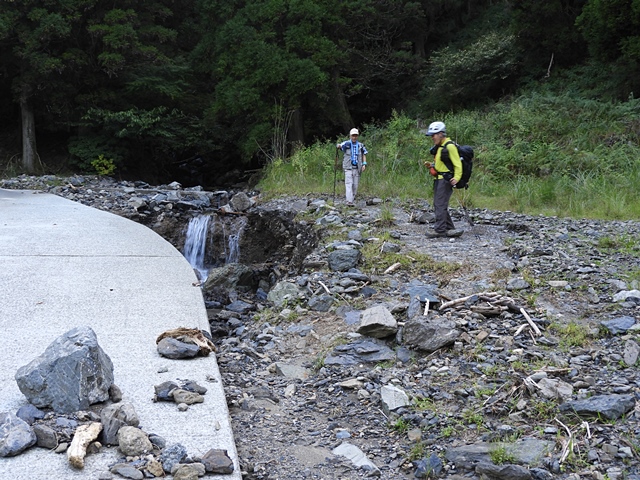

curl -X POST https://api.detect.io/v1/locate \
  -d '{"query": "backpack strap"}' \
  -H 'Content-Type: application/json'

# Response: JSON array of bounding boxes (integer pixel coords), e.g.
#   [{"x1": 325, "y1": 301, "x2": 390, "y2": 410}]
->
[{"x1": 439, "y1": 141, "x2": 455, "y2": 174}]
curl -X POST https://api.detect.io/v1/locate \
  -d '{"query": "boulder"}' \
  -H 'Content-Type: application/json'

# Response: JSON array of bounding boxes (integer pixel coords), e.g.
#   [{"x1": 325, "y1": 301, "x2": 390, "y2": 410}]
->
[{"x1": 15, "y1": 326, "x2": 114, "y2": 414}]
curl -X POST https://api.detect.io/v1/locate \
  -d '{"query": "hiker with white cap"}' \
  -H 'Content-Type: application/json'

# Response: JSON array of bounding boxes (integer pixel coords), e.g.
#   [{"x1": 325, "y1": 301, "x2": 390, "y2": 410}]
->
[{"x1": 337, "y1": 128, "x2": 368, "y2": 205}]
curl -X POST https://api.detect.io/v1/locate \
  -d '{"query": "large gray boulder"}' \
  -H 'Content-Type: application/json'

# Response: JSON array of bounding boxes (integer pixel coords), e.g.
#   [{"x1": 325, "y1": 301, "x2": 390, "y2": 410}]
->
[
  {"x1": 357, "y1": 305, "x2": 398, "y2": 339},
  {"x1": 203, "y1": 263, "x2": 254, "y2": 293},
  {"x1": 402, "y1": 316, "x2": 460, "y2": 352},
  {"x1": 328, "y1": 249, "x2": 361, "y2": 272},
  {"x1": 15, "y1": 326, "x2": 114, "y2": 414}
]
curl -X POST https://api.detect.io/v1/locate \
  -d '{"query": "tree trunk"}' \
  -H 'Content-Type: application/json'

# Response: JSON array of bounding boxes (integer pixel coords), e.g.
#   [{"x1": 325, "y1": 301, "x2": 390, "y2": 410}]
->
[
  {"x1": 20, "y1": 84, "x2": 37, "y2": 173},
  {"x1": 289, "y1": 108, "x2": 305, "y2": 146},
  {"x1": 331, "y1": 70, "x2": 354, "y2": 132}
]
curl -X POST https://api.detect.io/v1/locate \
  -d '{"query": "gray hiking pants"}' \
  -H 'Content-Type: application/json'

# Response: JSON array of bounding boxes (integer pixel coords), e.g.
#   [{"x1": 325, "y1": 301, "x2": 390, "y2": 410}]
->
[
  {"x1": 344, "y1": 168, "x2": 360, "y2": 203},
  {"x1": 433, "y1": 179, "x2": 455, "y2": 233}
]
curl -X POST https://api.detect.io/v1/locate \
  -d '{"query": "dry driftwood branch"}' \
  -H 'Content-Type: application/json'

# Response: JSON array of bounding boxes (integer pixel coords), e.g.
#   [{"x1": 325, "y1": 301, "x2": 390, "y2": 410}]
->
[
  {"x1": 514, "y1": 323, "x2": 528, "y2": 337},
  {"x1": 68, "y1": 422, "x2": 103, "y2": 469},
  {"x1": 439, "y1": 293, "x2": 479, "y2": 310},
  {"x1": 555, "y1": 417, "x2": 574, "y2": 464},
  {"x1": 384, "y1": 262, "x2": 402, "y2": 274},
  {"x1": 318, "y1": 281, "x2": 331, "y2": 294},
  {"x1": 471, "y1": 305, "x2": 506, "y2": 316},
  {"x1": 520, "y1": 307, "x2": 542, "y2": 336},
  {"x1": 424, "y1": 299, "x2": 430, "y2": 316}
]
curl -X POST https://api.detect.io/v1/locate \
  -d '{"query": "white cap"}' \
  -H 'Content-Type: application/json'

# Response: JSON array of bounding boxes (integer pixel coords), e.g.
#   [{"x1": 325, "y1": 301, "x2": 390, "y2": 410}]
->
[{"x1": 349, "y1": 128, "x2": 359, "y2": 136}]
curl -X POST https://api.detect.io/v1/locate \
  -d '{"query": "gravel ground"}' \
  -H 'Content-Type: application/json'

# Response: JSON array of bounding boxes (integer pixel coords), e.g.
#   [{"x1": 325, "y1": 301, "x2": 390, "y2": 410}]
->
[{"x1": 3, "y1": 175, "x2": 640, "y2": 480}]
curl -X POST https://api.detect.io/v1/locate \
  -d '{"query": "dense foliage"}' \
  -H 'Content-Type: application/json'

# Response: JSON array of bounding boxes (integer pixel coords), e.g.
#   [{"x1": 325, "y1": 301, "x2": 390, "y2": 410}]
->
[{"x1": 0, "y1": 0, "x2": 639, "y2": 184}]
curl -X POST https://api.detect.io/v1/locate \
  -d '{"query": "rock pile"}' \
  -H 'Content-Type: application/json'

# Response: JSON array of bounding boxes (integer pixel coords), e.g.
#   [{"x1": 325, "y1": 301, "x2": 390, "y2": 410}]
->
[{"x1": 1, "y1": 325, "x2": 234, "y2": 479}]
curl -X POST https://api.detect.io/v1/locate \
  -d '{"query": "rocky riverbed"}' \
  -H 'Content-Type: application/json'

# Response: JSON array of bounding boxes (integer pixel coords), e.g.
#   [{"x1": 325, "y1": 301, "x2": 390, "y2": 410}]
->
[{"x1": 3, "y1": 174, "x2": 640, "y2": 480}]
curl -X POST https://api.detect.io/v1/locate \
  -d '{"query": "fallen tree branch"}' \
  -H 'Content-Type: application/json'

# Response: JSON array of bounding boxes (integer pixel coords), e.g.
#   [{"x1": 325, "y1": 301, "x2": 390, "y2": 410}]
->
[
  {"x1": 384, "y1": 262, "x2": 402, "y2": 274},
  {"x1": 555, "y1": 417, "x2": 573, "y2": 464},
  {"x1": 520, "y1": 307, "x2": 542, "y2": 336}
]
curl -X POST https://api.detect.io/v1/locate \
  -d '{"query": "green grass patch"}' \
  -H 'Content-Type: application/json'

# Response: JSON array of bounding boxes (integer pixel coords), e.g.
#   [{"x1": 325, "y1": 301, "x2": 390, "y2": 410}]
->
[
  {"x1": 549, "y1": 321, "x2": 591, "y2": 349},
  {"x1": 259, "y1": 95, "x2": 640, "y2": 221}
]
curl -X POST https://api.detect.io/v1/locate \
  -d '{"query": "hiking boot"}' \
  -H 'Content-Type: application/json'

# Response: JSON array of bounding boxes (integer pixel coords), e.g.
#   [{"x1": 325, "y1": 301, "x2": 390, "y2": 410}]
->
[
  {"x1": 446, "y1": 229, "x2": 464, "y2": 237},
  {"x1": 425, "y1": 229, "x2": 448, "y2": 238}
]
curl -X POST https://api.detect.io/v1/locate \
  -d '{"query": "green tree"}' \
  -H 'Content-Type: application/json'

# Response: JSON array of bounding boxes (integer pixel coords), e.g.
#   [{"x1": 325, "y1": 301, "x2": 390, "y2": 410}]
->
[
  {"x1": 0, "y1": 0, "x2": 204, "y2": 176},
  {"x1": 576, "y1": 0, "x2": 640, "y2": 94},
  {"x1": 510, "y1": 0, "x2": 588, "y2": 75}
]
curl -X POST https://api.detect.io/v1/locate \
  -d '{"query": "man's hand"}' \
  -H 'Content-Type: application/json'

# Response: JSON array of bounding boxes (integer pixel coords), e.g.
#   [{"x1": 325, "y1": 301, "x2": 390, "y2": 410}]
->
[
  {"x1": 361, "y1": 165, "x2": 366, "y2": 172},
  {"x1": 450, "y1": 178, "x2": 458, "y2": 186}
]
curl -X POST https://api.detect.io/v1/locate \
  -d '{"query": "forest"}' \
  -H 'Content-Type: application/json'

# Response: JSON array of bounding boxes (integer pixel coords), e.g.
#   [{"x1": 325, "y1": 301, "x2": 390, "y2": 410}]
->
[{"x1": 1, "y1": 0, "x2": 639, "y2": 187}]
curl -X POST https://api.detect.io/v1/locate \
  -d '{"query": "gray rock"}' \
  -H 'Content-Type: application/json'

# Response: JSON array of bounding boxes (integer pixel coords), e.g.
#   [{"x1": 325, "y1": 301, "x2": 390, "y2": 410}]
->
[
  {"x1": 33, "y1": 424, "x2": 58, "y2": 449},
  {"x1": 328, "y1": 249, "x2": 361, "y2": 272},
  {"x1": 332, "y1": 442, "x2": 380, "y2": 476},
  {"x1": 160, "y1": 443, "x2": 188, "y2": 472},
  {"x1": 15, "y1": 326, "x2": 114, "y2": 414},
  {"x1": 225, "y1": 300, "x2": 254, "y2": 313},
  {"x1": 267, "y1": 281, "x2": 301, "y2": 307},
  {"x1": 157, "y1": 337, "x2": 200, "y2": 359},
  {"x1": 357, "y1": 305, "x2": 398, "y2": 339},
  {"x1": 381, "y1": 242, "x2": 401, "y2": 253},
  {"x1": 110, "y1": 463, "x2": 143, "y2": 480},
  {"x1": 308, "y1": 294, "x2": 335, "y2": 312},
  {"x1": 536, "y1": 377, "x2": 573, "y2": 401},
  {"x1": 476, "y1": 462, "x2": 532, "y2": 480},
  {"x1": 275, "y1": 362, "x2": 311, "y2": 380},
  {"x1": 559, "y1": 394, "x2": 636, "y2": 420},
  {"x1": 229, "y1": 192, "x2": 253, "y2": 212},
  {"x1": 154, "y1": 381, "x2": 179, "y2": 401},
  {"x1": 414, "y1": 454, "x2": 443, "y2": 478},
  {"x1": 612, "y1": 289, "x2": 640, "y2": 302},
  {"x1": 201, "y1": 448, "x2": 235, "y2": 474},
  {"x1": 507, "y1": 277, "x2": 531, "y2": 291},
  {"x1": 0, "y1": 412, "x2": 37, "y2": 457},
  {"x1": 403, "y1": 317, "x2": 460, "y2": 352},
  {"x1": 601, "y1": 316, "x2": 636, "y2": 334},
  {"x1": 117, "y1": 426, "x2": 153, "y2": 456},
  {"x1": 203, "y1": 263, "x2": 254, "y2": 292},
  {"x1": 101, "y1": 402, "x2": 140, "y2": 445},
  {"x1": 325, "y1": 339, "x2": 396, "y2": 365},
  {"x1": 445, "y1": 440, "x2": 554, "y2": 470},
  {"x1": 380, "y1": 385, "x2": 410, "y2": 414},
  {"x1": 15, "y1": 404, "x2": 45, "y2": 425},
  {"x1": 624, "y1": 339, "x2": 640, "y2": 366}
]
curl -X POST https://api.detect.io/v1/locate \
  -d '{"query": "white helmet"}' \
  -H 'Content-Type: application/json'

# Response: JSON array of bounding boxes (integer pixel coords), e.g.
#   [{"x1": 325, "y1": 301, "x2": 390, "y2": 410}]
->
[
  {"x1": 426, "y1": 121, "x2": 445, "y2": 136},
  {"x1": 349, "y1": 128, "x2": 359, "y2": 136}
]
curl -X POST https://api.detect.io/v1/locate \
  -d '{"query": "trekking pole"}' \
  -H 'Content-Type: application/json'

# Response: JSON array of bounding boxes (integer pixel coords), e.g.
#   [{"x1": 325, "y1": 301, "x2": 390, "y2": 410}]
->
[
  {"x1": 454, "y1": 190, "x2": 480, "y2": 239},
  {"x1": 333, "y1": 147, "x2": 339, "y2": 203}
]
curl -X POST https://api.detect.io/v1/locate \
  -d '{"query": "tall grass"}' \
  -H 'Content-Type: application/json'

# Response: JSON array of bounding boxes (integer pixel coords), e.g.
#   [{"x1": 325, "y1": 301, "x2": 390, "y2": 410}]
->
[{"x1": 258, "y1": 93, "x2": 640, "y2": 220}]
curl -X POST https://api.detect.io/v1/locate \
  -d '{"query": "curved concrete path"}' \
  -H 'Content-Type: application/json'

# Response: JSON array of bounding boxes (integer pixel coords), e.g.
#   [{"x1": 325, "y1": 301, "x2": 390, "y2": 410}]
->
[{"x1": 0, "y1": 189, "x2": 240, "y2": 479}]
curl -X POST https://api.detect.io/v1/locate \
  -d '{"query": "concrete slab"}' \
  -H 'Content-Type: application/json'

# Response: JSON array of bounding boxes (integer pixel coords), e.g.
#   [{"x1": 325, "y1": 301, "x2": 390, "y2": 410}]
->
[{"x1": 0, "y1": 189, "x2": 240, "y2": 479}]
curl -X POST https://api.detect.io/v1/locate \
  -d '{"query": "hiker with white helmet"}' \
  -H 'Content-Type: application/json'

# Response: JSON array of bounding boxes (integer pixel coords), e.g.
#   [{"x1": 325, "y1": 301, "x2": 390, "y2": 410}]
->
[
  {"x1": 424, "y1": 121, "x2": 463, "y2": 238},
  {"x1": 336, "y1": 128, "x2": 368, "y2": 205}
]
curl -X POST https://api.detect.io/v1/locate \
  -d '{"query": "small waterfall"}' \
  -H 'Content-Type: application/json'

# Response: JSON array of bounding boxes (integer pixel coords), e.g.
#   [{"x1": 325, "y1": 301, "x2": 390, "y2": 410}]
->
[
  {"x1": 225, "y1": 217, "x2": 247, "y2": 264},
  {"x1": 183, "y1": 215, "x2": 211, "y2": 280}
]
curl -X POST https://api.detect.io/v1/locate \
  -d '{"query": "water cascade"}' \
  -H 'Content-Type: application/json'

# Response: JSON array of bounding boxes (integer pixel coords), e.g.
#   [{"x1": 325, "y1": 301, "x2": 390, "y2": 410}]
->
[
  {"x1": 225, "y1": 217, "x2": 247, "y2": 264},
  {"x1": 183, "y1": 215, "x2": 211, "y2": 280}
]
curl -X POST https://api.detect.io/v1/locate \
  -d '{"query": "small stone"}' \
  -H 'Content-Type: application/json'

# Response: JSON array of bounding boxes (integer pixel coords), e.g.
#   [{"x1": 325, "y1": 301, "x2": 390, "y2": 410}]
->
[{"x1": 201, "y1": 448, "x2": 235, "y2": 474}]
